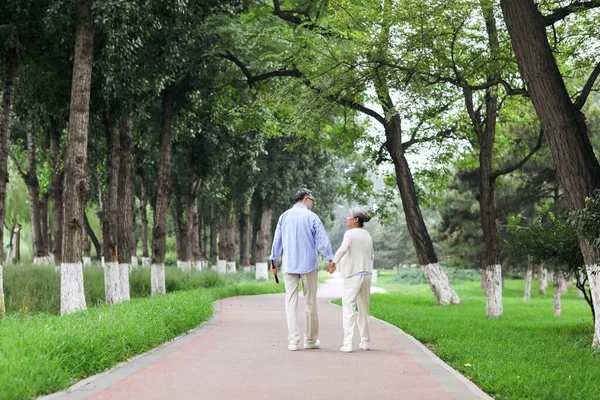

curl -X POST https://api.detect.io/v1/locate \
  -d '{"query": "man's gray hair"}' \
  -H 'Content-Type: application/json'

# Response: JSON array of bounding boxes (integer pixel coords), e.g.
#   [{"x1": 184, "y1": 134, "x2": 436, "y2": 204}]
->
[
  {"x1": 350, "y1": 207, "x2": 371, "y2": 227},
  {"x1": 294, "y1": 188, "x2": 313, "y2": 203}
]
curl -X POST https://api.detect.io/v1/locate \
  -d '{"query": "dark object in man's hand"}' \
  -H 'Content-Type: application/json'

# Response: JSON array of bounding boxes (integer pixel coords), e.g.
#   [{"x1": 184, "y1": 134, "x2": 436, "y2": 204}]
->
[{"x1": 271, "y1": 260, "x2": 279, "y2": 284}]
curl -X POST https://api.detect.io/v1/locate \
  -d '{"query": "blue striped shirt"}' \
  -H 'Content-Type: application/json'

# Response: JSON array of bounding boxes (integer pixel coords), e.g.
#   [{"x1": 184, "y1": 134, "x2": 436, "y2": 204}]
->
[{"x1": 270, "y1": 204, "x2": 333, "y2": 274}]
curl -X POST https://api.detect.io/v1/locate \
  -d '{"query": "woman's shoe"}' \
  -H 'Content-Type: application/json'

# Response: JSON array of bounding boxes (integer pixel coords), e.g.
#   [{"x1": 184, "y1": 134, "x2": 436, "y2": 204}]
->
[{"x1": 340, "y1": 344, "x2": 353, "y2": 352}]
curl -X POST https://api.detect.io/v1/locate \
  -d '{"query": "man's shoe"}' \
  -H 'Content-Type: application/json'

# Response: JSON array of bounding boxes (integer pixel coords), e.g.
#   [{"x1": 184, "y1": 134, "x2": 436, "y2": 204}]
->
[
  {"x1": 340, "y1": 344, "x2": 353, "y2": 353},
  {"x1": 359, "y1": 341, "x2": 370, "y2": 350},
  {"x1": 287, "y1": 344, "x2": 298, "y2": 351},
  {"x1": 304, "y1": 339, "x2": 321, "y2": 349}
]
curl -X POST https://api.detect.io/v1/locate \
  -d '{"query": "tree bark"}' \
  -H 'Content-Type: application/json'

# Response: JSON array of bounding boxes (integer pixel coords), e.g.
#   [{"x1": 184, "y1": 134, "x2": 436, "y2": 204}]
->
[
  {"x1": 103, "y1": 118, "x2": 122, "y2": 304},
  {"x1": 239, "y1": 210, "x2": 252, "y2": 268},
  {"x1": 210, "y1": 201, "x2": 217, "y2": 265},
  {"x1": 61, "y1": 2, "x2": 94, "y2": 315},
  {"x1": 500, "y1": 0, "x2": 600, "y2": 346},
  {"x1": 49, "y1": 118, "x2": 64, "y2": 265},
  {"x1": 0, "y1": 47, "x2": 18, "y2": 314},
  {"x1": 151, "y1": 88, "x2": 174, "y2": 295},
  {"x1": 117, "y1": 114, "x2": 134, "y2": 300}
]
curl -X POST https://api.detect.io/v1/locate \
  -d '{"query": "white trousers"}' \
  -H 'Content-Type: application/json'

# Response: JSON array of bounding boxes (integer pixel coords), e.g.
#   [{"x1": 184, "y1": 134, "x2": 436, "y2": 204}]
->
[
  {"x1": 283, "y1": 269, "x2": 319, "y2": 345},
  {"x1": 342, "y1": 274, "x2": 371, "y2": 346}
]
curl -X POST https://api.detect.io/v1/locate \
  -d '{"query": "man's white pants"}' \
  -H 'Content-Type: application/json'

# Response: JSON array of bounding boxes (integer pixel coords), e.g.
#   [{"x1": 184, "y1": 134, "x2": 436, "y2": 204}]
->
[
  {"x1": 342, "y1": 274, "x2": 371, "y2": 346},
  {"x1": 283, "y1": 269, "x2": 319, "y2": 345}
]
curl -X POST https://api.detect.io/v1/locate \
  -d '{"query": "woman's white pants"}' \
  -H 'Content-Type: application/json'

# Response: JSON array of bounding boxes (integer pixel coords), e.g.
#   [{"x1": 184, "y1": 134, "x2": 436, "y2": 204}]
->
[{"x1": 342, "y1": 274, "x2": 371, "y2": 346}]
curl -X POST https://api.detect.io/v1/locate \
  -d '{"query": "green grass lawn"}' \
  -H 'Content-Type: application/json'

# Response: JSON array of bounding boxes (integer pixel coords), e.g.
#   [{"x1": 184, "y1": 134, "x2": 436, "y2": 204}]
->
[
  {"x1": 0, "y1": 278, "x2": 284, "y2": 400},
  {"x1": 355, "y1": 270, "x2": 599, "y2": 400}
]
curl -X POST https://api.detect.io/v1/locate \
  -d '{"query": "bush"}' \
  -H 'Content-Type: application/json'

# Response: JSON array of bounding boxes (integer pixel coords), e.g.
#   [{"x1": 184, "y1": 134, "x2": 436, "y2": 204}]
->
[{"x1": 392, "y1": 266, "x2": 480, "y2": 285}]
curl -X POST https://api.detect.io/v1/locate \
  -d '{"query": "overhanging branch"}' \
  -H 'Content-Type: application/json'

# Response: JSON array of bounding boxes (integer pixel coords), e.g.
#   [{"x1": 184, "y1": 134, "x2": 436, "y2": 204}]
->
[
  {"x1": 574, "y1": 60, "x2": 600, "y2": 109},
  {"x1": 544, "y1": 1, "x2": 600, "y2": 26},
  {"x1": 492, "y1": 129, "x2": 544, "y2": 180}
]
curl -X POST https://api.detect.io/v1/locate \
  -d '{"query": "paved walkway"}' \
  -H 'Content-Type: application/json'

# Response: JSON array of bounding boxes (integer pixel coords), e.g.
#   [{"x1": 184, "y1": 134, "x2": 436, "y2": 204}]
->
[{"x1": 45, "y1": 278, "x2": 491, "y2": 400}]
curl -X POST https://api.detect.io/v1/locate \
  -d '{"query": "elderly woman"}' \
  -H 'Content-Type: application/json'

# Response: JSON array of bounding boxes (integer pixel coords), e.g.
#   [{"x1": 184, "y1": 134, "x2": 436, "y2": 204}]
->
[{"x1": 327, "y1": 207, "x2": 374, "y2": 353}]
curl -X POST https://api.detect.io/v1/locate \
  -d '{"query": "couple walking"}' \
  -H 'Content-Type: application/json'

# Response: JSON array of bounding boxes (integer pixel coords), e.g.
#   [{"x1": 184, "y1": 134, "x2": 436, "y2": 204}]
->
[{"x1": 269, "y1": 188, "x2": 374, "y2": 353}]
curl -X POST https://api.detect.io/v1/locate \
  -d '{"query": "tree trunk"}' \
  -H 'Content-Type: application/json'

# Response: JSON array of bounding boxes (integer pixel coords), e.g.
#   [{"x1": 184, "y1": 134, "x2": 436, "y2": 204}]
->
[
  {"x1": 240, "y1": 210, "x2": 251, "y2": 268},
  {"x1": 199, "y1": 212, "x2": 207, "y2": 261},
  {"x1": 538, "y1": 265, "x2": 547, "y2": 295},
  {"x1": 253, "y1": 196, "x2": 273, "y2": 264},
  {"x1": 192, "y1": 199, "x2": 201, "y2": 269},
  {"x1": 103, "y1": 118, "x2": 122, "y2": 304},
  {"x1": 210, "y1": 201, "x2": 217, "y2": 265},
  {"x1": 83, "y1": 211, "x2": 101, "y2": 261},
  {"x1": 0, "y1": 47, "x2": 18, "y2": 314},
  {"x1": 180, "y1": 164, "x2": 200, "y2": 271},
  {"x1": 224, "y1": 199, "x2": 236, "y2": 263},
  {"x1": 49, "y1": 118, "x2": 64, "y2": 265},
  {"x1": 524, "y1": 258, "x2": 533, "y2": 302},
  {"x1": 40, "y1": 193, "x2": 50, "y2": 259},
  {"x1": 140, "y1": 181, "x2": 149, "y2": 259},
  {"x1": 383, "y1": 107, "x2": 460, "y2": 306},
  {"x1": 61, "y1": 4, "x2": 94, "y2": 315},
  {"x1": 554, "y1": 265, "x2": 562, "y2": 317},
  {"x1": 151, "y1": 88, "x2": 174, "y2": 295},
  {"x1": 117, "y1": 114, "x2": 134, "y2": 300},
  {"x1": 500, "y1": 0, "x2": 600, "y2": 347}
]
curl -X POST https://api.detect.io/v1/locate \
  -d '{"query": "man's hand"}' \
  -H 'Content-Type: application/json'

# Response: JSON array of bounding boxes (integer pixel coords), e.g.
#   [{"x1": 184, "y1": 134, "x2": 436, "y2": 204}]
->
[
  {"x1": 326, "y1": 261, "x2": 336, "y2": 274},
  {"x1": 270, "y1": 260, "x2": 278, "y2": 275}
]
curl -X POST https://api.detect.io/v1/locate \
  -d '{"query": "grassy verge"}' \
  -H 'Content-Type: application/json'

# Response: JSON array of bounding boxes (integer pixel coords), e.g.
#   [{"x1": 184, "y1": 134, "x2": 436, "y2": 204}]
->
[
  {"x1": 0, "y1": 280, "x2": 284, "y2": 400},
  {"x1": 3, "y1": 263, "x2": 272, "y2": 315},
  {"x1": 335, "y1": 272, "x2": 599, "y2": 399}
]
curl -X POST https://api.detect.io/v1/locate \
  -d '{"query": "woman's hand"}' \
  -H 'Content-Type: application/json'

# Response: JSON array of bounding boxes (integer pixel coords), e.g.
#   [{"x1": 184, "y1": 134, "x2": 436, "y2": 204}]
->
[{"x1": 326, "y1": 261, "x2": 336, "y2": 274}]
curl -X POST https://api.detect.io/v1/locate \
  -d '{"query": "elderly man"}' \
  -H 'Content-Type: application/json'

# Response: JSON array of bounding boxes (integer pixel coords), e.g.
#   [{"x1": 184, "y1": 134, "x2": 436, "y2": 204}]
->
[{"x1": 270, "y1": 188, "x2": 333, "y2": 351}]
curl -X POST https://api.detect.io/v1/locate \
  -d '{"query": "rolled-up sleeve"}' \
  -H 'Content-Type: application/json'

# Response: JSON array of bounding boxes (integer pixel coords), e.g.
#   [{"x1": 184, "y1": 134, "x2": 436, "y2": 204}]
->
[{"x1": 313, "y1": 216, "x2": 333, "y2": 260}]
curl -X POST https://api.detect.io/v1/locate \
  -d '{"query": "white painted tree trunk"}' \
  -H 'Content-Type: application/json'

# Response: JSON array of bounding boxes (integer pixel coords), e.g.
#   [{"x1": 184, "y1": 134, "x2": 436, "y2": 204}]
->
[
  {"x1": 119, "y1": 263, "x2": 131, "y2": 301},
  {"x1": 60, "y1": 263, "x2": 86, "y2": 315},
  {"x1": 485, "y1": 264, "x2": 502, "y2": 317},
  {"x1": 524, "y1": 261, "x2": 533, "y2": 302},
  {"x1": 151, "y1": 263, "x2": 165, "y2": 295},
  {"x1": 226, "y1": 261, "x2": 236, "y2": 274},
  {"x1": 0, "y1": 264, "x2": 4, "y2": 314},
  {"x1": 217, "y1": 259, "x2": 227, "y2": 274},
  {"x1": 141, "y1": 257, "x2": 150, "y2": 267},
  {"x1": 179, "y1": 261, "x2": 192, "y2": 272},
  {"x1": 131, "y1": 256, "x2": 138, "y2": 268},
  {"x1": 560, "y1": 276, "x2": 569, "y2": 293},
  {"x1": 193, "y1": 261, "x2": 202, "y2": 271},
  {"x1": 553, "y1": 266, "x2": 561, "y2": 317},
  {"x1": 82, "y1": 257, "x2": 91, "y2": 266},
  {"x1": 538, "y1": 265, "x2": 546, "y2": 295},
  {"x1": 422, "y1": 263, "x2": 460, "y2": 305},
  {"x1": 255, "y1": 262, "x2": 268, "y2": 280},
  {"x1": 586, "y1": 265, "x2": 600, "y2": 347},
  {"x1": 104, "y1": 262, "x2": 121, "y2": 303},
  {"x1": 33, "y1": 256, "x2": 53, "y2": 265}
]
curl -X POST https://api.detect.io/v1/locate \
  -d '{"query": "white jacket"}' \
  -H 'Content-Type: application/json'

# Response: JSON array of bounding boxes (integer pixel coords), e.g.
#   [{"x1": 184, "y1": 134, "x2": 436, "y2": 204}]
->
[{"x1": 332, "y1": 228, "x2": 374, "y2": 278}]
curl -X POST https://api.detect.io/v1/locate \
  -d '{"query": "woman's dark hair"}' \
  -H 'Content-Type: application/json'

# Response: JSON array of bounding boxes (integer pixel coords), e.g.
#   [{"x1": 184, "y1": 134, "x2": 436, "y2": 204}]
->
[
  {"x1": 293, "y1": 188, "x2": 313, "y2": 203},
  {"x1": 350, "y1": 207, "x2": 371, "y2": 227}
]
